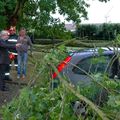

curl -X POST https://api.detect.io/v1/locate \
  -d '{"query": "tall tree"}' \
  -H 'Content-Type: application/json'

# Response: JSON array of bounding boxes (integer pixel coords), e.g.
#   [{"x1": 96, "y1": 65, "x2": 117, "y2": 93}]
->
[{"x1": 0, "y1": 0, "x2": 110, "y2": 30}]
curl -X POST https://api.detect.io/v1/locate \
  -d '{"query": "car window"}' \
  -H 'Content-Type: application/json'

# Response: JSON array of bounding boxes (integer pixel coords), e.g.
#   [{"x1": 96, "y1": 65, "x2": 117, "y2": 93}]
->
[{"x1": 72, "y1": 55, "x2": 113, "y2": 75}]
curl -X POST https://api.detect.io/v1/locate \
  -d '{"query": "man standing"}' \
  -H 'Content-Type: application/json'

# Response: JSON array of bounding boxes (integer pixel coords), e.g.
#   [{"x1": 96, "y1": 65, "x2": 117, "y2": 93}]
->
[
  {"x1": 4, "y1": 26, "x2": 18, "y2": 81},
  {"x1": 17, "y1": 27, "x2": 32, "y2": 79},
  {"x1": 8, "y1": 26, "x2": 18, "y2": 67},
  {"x1": 0, "y1": 30, "x2": 19, "y2": 91}
]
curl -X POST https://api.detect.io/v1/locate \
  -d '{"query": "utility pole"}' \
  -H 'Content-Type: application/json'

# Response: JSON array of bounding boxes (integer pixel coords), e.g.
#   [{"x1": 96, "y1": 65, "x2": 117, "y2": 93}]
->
[{"x1": 104, "y1": 7, "x2": 113, "y2": 23}]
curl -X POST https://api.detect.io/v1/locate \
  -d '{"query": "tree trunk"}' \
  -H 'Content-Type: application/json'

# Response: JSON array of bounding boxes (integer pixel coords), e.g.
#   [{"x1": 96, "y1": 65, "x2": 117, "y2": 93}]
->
[{"x1": 7, "y1": 0, "x2": 28, "y2": 29}]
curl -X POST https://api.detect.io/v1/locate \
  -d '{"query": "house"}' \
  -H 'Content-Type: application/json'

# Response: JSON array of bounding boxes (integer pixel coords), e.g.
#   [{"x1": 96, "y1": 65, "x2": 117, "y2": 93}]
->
[{"x1": 65, "y1": 24, "x2": 76, "y2": 32}]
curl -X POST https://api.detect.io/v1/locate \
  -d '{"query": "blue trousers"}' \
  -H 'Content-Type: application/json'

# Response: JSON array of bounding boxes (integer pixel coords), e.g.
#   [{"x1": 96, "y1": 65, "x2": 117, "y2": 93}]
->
[{"x1": 17, "y1": 52, "x2": 28, "y2": 76}]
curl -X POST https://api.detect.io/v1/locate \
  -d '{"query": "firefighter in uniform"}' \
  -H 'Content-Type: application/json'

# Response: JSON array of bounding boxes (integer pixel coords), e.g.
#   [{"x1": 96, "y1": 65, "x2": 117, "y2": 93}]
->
[
  {"x1": 4, "y1": 26, "x2": 18, "y2": 81},
  {"x1": 0, "y1": 30, "x2": 20, "y2": 91}
]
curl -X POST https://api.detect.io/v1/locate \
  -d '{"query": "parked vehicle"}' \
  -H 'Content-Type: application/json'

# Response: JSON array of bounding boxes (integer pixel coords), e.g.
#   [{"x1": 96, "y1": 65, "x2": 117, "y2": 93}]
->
[
  {"x1": 51, "y1": 47, "x2": 120, "y2": 115},
  {"x1": 52, "y1": 47, "x2": 120, "y2": 85}
]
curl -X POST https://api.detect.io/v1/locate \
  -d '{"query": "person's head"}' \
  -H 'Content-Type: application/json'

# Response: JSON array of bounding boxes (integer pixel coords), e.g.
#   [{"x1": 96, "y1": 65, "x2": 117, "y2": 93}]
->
[
  {"x1": 9, "y1": 26, "x2": 16, "y2": 35},
  {"x1": 0, "y1": 30, "x2": 9, "y2": 40},
  {"x1": 19, "y1": 27, "x2": 26, "y2": 37}
]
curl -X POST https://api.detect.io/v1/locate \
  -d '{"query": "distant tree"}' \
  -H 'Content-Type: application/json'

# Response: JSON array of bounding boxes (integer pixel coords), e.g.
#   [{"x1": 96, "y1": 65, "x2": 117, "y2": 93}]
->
[
  {"x1": 76, "y1": 23, "x2": 120, "y2": 40},
  {"x1": 76, "y1": 24, "x2": 97, "y2": 39}
]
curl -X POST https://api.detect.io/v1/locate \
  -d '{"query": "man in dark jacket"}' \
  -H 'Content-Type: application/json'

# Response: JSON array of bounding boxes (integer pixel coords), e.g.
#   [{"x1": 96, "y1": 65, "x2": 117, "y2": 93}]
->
[
  {"x1": 8, "y1": 26, "x2": 18, "y2": 67},
  {"x1": 4, "y1": 27, "x2": 18, "y2": 81},
  {"x1": 0, "y1": 30, "x2": 20, "y2": 91}
]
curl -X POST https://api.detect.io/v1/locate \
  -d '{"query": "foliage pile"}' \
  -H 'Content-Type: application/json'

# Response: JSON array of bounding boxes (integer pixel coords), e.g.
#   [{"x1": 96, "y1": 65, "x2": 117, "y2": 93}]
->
[{"x1": 1, "y1": 46, "x2": 120, "y2": 120}]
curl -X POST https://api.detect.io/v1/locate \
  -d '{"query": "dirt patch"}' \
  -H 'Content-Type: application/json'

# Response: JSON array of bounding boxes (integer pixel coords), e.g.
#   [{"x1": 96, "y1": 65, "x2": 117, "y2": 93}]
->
[
  {"x1": 0, "y1": 52, "x2": 45, "y2": 119},
  {"x1": 0, "y1": 64, "x2": 34, "y2": 119},
  {"x1": 0, "y1": 63, "x2": 34, "y2": 104}
]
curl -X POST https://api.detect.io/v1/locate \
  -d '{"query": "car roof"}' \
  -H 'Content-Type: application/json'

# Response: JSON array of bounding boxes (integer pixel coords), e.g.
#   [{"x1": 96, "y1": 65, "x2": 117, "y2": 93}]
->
[
  {"x1": 66, "y1": 47, "x2": 120, "y2": 67},
  {"x1": 69, "y1": 47, "x2": 120, "y2": 56}
]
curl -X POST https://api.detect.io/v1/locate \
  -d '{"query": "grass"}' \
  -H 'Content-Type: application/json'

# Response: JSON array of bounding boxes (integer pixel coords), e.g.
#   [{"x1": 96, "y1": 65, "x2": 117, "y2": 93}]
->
[
  {"x1": 0, "y1": 51, "x2": 46, "y2": 108},
  {"x1": 1, "y1": 45, "x2": 120, "y2": 120}
]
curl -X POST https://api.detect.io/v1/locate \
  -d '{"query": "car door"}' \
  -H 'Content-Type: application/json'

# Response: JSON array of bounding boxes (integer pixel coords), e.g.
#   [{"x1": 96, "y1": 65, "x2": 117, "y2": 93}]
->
[{"x1": 64, "y1": 54, "x2": 113, "y2": 86}]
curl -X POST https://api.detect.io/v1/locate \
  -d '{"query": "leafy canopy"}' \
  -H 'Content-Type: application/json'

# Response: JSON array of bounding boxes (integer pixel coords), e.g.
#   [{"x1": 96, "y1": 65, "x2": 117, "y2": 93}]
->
[{"x1": 0, "y1": 0, "x2": 110, "y2": 29}]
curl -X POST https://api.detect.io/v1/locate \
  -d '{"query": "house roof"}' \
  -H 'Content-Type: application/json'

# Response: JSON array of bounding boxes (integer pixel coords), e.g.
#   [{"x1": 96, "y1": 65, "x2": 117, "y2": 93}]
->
[{"x1": 65, "y1": 24, "x2": 76, "y2": 32}]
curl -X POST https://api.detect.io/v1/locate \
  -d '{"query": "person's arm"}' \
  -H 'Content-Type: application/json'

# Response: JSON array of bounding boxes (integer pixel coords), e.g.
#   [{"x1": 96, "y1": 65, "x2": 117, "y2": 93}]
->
[
  {"x1": 0, "y1": 40, "x2": 16, "y2": 49},
  {"x1": 0, "y1": 40, "x2": 21, "y2": 50}
]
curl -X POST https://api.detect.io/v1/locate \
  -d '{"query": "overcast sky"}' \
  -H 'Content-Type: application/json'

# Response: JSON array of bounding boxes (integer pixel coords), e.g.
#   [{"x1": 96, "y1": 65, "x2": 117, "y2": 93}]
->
[
  {"x1": 82, "y1": 0, "x2": 120, "y2": 24},
  {"x1": 52, "y1": 0, "x2": 120, "y2": 24}
]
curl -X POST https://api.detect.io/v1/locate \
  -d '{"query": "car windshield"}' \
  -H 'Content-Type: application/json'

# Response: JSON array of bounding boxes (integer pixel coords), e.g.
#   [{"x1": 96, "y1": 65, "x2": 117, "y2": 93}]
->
[{"x1": 73, "y1": 55, "x2": 113, "y2": 75}]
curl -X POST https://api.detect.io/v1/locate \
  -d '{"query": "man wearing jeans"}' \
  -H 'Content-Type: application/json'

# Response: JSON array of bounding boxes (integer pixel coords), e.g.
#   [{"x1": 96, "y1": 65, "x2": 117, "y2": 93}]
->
[{"x1": 16, "y1": 27, "x2": 32, "y2": 79}]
